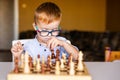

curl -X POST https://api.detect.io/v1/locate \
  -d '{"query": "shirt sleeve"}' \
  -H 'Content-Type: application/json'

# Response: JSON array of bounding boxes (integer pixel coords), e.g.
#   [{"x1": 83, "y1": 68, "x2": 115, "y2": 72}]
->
[{"x1": 57, "y1": 36, "x2": 79, "y2": 59}]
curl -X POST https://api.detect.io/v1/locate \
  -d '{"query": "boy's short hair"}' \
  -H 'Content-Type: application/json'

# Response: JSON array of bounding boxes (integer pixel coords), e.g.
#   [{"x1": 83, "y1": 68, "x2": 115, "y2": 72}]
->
[{"x1": 34, "y1": 2, "x2": 62, "y2": 25}]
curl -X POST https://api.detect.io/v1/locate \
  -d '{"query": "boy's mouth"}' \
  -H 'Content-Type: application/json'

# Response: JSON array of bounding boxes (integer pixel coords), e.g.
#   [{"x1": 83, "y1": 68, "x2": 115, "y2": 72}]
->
[{"x1": 42, "y1": 37, "x2": 51, "y2": 43}]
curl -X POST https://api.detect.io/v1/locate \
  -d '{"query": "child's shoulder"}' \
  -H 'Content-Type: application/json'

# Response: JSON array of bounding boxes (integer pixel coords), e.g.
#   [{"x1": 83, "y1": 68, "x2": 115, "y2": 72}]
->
[{"x1": 23, "y1": 38, "x2": 36, "y2": 46}]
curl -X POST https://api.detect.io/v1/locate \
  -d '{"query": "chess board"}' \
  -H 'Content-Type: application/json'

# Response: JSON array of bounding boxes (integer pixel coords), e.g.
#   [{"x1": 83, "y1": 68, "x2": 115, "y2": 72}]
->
[
  {"x1": 7, "y1": 51, "x2": 92, "y2": 80},
  {"x1": 7, "y1": 62, "x2": 91, "y2": 80}
]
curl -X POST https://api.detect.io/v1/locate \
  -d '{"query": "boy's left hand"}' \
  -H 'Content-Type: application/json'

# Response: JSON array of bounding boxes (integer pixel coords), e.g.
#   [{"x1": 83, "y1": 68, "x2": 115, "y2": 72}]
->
[{"x1": 47, "y1": 37, "x2": 64, "y2": 50}]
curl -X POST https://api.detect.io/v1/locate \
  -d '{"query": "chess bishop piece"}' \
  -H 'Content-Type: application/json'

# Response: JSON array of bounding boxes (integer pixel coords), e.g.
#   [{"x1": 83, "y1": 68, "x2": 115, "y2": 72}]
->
[{"x1": 69, "y1": 61, "x2": 75, "y2": 75}]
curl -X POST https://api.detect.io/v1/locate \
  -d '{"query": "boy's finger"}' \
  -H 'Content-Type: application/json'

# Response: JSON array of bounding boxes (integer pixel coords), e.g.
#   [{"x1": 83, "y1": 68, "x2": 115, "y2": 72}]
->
[{"x1": 47, "y1": 38, "x2": 54, "y2": 49}]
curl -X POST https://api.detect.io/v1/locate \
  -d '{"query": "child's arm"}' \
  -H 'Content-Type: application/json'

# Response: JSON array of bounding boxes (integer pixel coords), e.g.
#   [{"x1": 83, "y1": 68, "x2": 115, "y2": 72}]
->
[
  {"x1": 11, "y1": 41, "x2": 23, "y2": 58},
  {"x1": 47, "y1": 37, "x2": 79, "y2": 60}
]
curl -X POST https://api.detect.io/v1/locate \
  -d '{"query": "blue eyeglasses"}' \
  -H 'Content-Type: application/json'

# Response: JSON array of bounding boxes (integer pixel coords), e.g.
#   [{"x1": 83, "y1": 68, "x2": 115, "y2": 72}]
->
[{"x1": 37, "y1": 29, "x2": 60, "y2": 37}]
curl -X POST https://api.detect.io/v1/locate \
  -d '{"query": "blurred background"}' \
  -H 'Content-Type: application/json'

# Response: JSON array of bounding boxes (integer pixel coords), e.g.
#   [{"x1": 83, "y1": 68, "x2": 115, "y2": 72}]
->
[{"x1": 0, "y1": 0, "x2": 120, "y2": 61}]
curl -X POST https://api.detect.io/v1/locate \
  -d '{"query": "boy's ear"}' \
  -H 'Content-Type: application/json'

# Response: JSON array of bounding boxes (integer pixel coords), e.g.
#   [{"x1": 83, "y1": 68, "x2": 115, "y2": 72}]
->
[
  {"x1": 58, "y1": 26, "x2": 61, "y2": 30},
  {"x1": 32, "y1": 23, "x2": 37, "y2": 30}
]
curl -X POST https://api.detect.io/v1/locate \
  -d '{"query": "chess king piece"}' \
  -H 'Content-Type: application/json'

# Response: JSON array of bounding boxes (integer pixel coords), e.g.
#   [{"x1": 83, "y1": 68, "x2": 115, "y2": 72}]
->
[
  {"x1": 23, "y1": 51, "x2": 31, "y2": 73},
  {"x1": 77, "y1": 51, "x2": 84, "y2": 71},
  {"x1": 55, "y1": 61, "x2": 60, "y2": 75}
]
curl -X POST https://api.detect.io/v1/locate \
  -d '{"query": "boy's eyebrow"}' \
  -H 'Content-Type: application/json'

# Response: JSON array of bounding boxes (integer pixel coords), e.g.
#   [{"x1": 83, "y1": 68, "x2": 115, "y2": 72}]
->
[{"x1": 41, "y1": 28, "x2": 58, "y2": 30}]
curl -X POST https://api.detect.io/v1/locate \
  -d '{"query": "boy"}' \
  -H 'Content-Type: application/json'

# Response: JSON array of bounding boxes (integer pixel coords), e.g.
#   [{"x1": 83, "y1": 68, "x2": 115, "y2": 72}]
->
[{"x1": 11, "y1": 2, "x2": 79, "y2": 61}]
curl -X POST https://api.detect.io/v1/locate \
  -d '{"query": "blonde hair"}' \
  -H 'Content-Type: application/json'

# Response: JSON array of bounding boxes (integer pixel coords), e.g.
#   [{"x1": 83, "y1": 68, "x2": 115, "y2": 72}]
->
[{"x1": 34, "y1": 2, "x2": 62, "y2": 25}]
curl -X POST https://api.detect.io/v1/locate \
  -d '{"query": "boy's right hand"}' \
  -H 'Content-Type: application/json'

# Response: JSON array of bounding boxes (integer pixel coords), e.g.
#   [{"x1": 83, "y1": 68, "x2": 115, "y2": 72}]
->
[{"x1": 11, "y1": 41, "x2": 23, "y2": 58}]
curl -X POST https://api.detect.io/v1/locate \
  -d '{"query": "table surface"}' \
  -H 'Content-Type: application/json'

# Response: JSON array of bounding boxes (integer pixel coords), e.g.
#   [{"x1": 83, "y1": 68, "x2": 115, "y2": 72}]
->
[{"x1": 0, "y1": 62, "x2": 120, "y2": 80}]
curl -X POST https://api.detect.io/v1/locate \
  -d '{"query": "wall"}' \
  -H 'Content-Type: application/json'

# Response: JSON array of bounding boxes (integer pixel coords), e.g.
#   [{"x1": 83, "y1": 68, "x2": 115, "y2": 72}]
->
[
  {"x1": 19, "y1": 0, "x2": 106, "y2": 32},
  {"x1": 106, "y1": 0, "x2": 120, "y2": 31},
  {"x1": 0, "y1": 0, "x2": 14, "y2": 49}
]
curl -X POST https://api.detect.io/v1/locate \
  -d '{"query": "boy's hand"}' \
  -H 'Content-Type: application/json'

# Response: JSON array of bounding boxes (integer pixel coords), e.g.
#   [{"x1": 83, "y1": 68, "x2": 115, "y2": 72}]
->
[
  {"x1": 47, "y1": 37, "x2": 64, "y2": 50},
  {"x1": 11, "y1": 41, "x2": 23, "y2": 57}
]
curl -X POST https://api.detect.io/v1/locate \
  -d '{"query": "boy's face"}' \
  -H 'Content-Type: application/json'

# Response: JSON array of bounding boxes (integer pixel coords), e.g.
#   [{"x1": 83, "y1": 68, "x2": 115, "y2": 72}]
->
[{"x1": 34, "y1": 13, "x2": 61, "y2": 43}]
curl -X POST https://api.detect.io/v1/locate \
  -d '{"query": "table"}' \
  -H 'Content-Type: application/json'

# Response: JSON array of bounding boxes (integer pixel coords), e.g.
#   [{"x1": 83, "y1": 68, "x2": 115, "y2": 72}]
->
[{"x1": 0, "y1": 62, "x2": 120, "y2": 80}]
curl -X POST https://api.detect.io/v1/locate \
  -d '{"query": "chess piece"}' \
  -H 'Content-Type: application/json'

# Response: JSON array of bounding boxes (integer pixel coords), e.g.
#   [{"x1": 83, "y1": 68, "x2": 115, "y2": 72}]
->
[
  {"x1": 51, "y1": 50, "x2": 55, "y2": 59},
  {"x1": 33, "y1": 57, "x2": 36, "y2": 68},
  {"x1": 13, "y1": 57, "x2": 19, "y2": 73},
  {"x1": 41, "y1": 55, "x2": 45, "y2": 64},
  {"x1": 41, "y1": 55, "x2": 45, "y2": 73},
  {"x1": 56, "y1": 49, "x2": 60, "y2": 56},
  {"x1": 62, "y1": 53, "x2": 67, "y2": 64},
  {"x1": 20, "y1": 53, "x2": 24, "y2": 70},
  {"x1": 69, "y1": 60, "x2": 75, "y2": 75},
  {"x1": 105, "y1": 47, "x2": 111, "y2": 62},
  {"x1": 29, "y1": 56, "x2": 33, "y2": 70},
  {"x1": 60, "y1": 58, "x2": 64, "y2": 70},
  {"x1": 56, "y1": 49, "x2": 60, "y2": 61},
  {"x1": 46, "y1": 55, "x2": 51, "y2": 70},
  {"x1": 77, "y1": 51, "x2": 84, "y2": 71},
  {"x1": 23, "y1": 51, "x2": 30, "y2": 73},
  {"x1": 55, "y1": 61, "x2": 60, "y2": 75},
  {"x1": 68, "y1": 53, "x2": 72, "y2": 66},
  {"x1": 36, "y1": 54, "x2": 41, "y2": 73}
]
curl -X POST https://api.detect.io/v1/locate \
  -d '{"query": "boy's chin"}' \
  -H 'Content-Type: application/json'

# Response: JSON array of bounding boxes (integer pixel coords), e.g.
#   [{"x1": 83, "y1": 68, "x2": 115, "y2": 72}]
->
[{"x1": 42, "y1": 38, "x2": 50, "y2": 43}]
